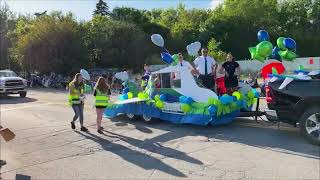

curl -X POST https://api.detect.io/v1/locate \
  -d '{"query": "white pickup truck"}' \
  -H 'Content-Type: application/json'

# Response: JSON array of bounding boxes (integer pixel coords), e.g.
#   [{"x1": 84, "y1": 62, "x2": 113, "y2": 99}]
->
[{"x1": 0, "y1": 70, "x2": 28, "y2": 97}]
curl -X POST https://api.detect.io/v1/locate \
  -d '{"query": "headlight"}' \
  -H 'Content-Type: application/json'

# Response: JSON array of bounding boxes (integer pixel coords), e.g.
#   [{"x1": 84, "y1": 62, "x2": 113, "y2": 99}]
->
[
  {"x1": 0, "y1": 80, "x2": 5, "y2": 86},
  {"x1": 23, "y1": 79, "x2": 28, "y2": 86}
]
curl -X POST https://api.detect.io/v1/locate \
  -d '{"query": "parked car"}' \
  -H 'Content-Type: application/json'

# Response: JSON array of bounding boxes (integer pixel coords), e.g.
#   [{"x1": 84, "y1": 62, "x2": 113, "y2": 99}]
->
[
  {"x1": 266, "y1": 75, "x2": 320, "y2": 145},
  {"x1": 0, "y1": 70, "x2": 28, "y2": 97}
]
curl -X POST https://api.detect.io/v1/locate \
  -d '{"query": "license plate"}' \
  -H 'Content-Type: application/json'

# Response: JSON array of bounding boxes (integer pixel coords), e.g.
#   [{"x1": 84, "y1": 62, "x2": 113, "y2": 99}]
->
[{"x1": 12, "y1": 91, "x2": 18, "y2": 94}]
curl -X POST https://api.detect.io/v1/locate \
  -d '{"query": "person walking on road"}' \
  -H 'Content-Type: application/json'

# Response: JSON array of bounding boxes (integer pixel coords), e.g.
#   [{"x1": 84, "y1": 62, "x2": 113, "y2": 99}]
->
[
  {"x1": 93, "y1": 77, "x2": 110, "y2": 134},
  {"x1": 69, "y1": 73, "x2": 88, "y2": 132},
  {"x1": 193, "y1": 48, "x2": 217, "y2": 91}
]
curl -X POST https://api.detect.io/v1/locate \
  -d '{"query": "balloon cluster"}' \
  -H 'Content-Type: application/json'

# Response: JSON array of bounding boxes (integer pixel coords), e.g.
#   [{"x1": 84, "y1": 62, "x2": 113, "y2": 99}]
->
[
  {"x1": 118, "y1": 91, "x2": 134, "y2": 100},
  {"x1": 249, "y1": 30, "x2": 273, "y2": 62},
  {"x1": 179, "y1": 96, "x2": 194, "y2": 113},
  {"x1": 271, "y1": 37, "x2": 297, "y2": 61},
  {"x1": 249, "y1": 30, "x2": 298, "y2": 62}
]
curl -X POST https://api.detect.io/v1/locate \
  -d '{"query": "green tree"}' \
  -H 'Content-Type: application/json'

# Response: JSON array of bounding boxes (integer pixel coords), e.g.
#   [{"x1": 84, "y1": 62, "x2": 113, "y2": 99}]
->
[
  {"x1": 11, "y1": 12, "x2": 89, "y2": 75},
  {"x1": 93, "y1": 0, "x2": 109, "y2": 16},
  {"x1": 0, "y1": 3, "x2": 15, "y2": 69},
  {"x1": 207, "y1": 38, "x2": 227, "y2": 62},
  {"x1": 83, "y1": 15, "x2": 149, "y2": 71}
]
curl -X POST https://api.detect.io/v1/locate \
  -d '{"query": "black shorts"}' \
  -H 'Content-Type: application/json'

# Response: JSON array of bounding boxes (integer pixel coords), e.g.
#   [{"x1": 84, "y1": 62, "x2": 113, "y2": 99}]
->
[
  {"x1": 225, "y1": 76, "x2": 238, "y2": 88},
  {"x1": 95, "y1": 106, "x2": 107, "y2": 109}
]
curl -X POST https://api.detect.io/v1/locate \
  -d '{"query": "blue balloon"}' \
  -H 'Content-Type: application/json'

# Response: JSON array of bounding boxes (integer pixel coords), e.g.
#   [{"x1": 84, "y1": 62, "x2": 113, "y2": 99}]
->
[
  {"x1": 252, "y1": 89, "x2": 260, "y2": 98},
  {"x1": 179, "y1": 96, "x2": 187, "y2": 103},
  {"x1": 208, "y1": 106, "x2": 217, "y2": 115},
  {"x1": 283, "y1": 38, "x2": 296, "y2": 50},
  {"x1": 161, "y1": 52, "x2": 174, "y2": 64},
  {"x1": 257, "y1": 30, "x2": 270, "y2": 42},
  {"x1": 220, "y1": 94, "x2": 234, "y2": 105},
  {"x1": 119, "y1": 95, "x2": 127, "y2": 100},
  {"x1": 160, "y1": 94, "x2": 167, "y2": 101},
  {"x1": 236, "y1": 100, "x2": 243, "y2": 107},
  {"x1": 186, "y1": 97, "x2": 194, "y2": 104},
  {"x1": 270, "y1": 47, "x2": 282, "y2": 61},
  {"x1": 122, "y1": 87, "x2": 129, "y2": 94}
]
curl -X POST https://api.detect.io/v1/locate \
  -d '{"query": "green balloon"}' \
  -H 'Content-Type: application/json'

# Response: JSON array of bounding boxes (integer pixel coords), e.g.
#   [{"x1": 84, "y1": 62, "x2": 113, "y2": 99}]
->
[
  {"x1": 256, "y1": 41, "x2": 273, "y2": 57},
  {"x1": 277, "y1": 37, "x2": 287, "y2": 50},
  {"x1": 154, "y1": 94, "x2": 160, "y2": 101},
  {"x1": 247, "y1": 91, "x2": 254, "y2": 99},
  {"x1": 279, "y1": 50, "x2": 297, "y2": 61},
  {"x1": 208, "y1": 97, "x2": 216, "y2": 105},
  {"x1": 143, "y1": 93, "x2": 149, "y2": 99},
  {"x1": 156, "y1": 101, "x2": 164, "y2": 109},
  {"x1": 171, "y1": 54, "x2": 179, "y2": 66},
  {"x1": 248, "y1": 47, "x2": 256, "y2": 59},
  {"x1": 253, "y1": 53, "x2": 265, "y2": 62},
  {"x1": 181, "y1": 104, "x2": 191, "y2": 113},
  {"x1": 138, "y1": 92, "x2": 145, "y2": 99},
  {"x1": 232, "y1": 91, "x2": 241, "y2": 100}
]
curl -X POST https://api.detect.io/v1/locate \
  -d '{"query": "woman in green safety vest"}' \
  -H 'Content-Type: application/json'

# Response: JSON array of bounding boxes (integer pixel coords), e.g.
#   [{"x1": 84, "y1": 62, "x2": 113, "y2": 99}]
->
[
  {"x1": 94, "y1": 77, "x2": 110, "y2": 134},
  {"x1": 69, "y1": 73, "x2": 88, "y2": 132}
]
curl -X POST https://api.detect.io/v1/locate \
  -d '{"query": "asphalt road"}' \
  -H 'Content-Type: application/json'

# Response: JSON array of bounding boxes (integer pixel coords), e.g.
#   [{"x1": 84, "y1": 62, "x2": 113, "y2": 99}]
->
[{"x1": 0, "y1": 89, "x2": 319, "y2": 180}]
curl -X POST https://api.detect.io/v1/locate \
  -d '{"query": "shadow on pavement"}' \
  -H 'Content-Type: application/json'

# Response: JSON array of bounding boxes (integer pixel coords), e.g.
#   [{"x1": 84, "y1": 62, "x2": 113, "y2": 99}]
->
[
  {"x1": 110, "y1": 115, "x2": 320, "y2": 160},
  {"x1": 15, "y1": 174, "x2": 31, "y2": 180},
  {"x1": 75, "y1": 131, "x2": 188, "y2": 177},
  {"x1": 0, "y1": 96, "x2": 37, "y2": 104}
]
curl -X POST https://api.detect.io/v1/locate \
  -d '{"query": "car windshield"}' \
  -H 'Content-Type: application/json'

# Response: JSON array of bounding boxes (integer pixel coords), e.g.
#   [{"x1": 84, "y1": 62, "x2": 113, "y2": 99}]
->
[{"x1": 0, "y1": 71, "x2": 18, "y2": 78}]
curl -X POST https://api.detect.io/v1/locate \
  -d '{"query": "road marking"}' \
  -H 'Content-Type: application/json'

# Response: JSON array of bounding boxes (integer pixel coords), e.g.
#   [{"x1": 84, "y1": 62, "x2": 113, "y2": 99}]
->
[
  {"x1": 1, "y1": 102, "x2": 93, "y2": 112},
  {"x1": 0, "y1": 103, "x2": 54, "y2": 112}
]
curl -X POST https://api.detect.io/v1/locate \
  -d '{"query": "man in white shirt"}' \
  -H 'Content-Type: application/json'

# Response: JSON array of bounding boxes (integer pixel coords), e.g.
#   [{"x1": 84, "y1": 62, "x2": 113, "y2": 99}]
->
[
  {"x1": 193, "y1": 48, "x2": 217, "y2": 90},
  {"x1": 173, "y1": 53, "x2": 195, "y2": 79}
]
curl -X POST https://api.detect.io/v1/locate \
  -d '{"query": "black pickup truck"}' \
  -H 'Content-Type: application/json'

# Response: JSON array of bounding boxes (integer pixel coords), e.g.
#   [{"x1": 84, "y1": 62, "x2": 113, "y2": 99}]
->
[{"x1": 266, "y1": 74, "x2": 320, "y2": 145}]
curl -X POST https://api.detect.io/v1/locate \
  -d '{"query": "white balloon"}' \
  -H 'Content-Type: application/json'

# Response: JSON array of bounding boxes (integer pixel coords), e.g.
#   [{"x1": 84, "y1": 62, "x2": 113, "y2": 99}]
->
[
  {"x1": 186, "y1": 45, "x2": 192, "y2": 55},
  {"x1": 115, "y1": 71, "x2": 129, "y2": 82},
  {"x1": 186, "y1": 41, "x2": 202, "y2": 57},
  {"x1": 194, "y1": 41, "x2": 201, "y2": 52},
  {"x1": 80, "y1": 69, "x2": 90, "y2": 80},
  {"x1": 151, "y1": 34, "x2": 164, "y2": 47}
]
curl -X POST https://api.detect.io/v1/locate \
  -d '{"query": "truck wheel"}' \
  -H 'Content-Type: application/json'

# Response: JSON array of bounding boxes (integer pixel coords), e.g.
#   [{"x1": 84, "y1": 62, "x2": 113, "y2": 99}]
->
[
  {"x1": 19, "y1": 92, "x2": 27, "y2": 98},
  {"x1": 300, "y1": 107, "x2": 320, "y2": 146},
  {"x1": 126, "y1": 113, "x2": 137, "y2": 120},
  {"x1": 142, "y1": 114, "x2": 153, "y2": 122}
]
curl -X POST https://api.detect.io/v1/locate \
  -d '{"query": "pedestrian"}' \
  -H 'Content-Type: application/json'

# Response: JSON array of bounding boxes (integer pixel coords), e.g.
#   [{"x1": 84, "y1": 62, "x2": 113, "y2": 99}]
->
[
  {"x1": 68, "y1": 73, "x2": 88, "y2": 132},
  {"x1": 220, "y1": 53, "x2": 240, "y2": 95},
  {"x1": 245, "y1": 73, "x2": 259, "y2": 88},
  {"x1": 93, "y1": 77, "x2": 110, "y2": 134},
  {"x1": 193, "y1": 48, "x2": 217, "y2": 91}
]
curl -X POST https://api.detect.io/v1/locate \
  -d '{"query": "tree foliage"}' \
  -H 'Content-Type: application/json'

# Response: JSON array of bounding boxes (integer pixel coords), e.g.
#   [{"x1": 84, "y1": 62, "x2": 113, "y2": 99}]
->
[{"x1": 93, "y1": 0, "x2": 109, "y2": 16}]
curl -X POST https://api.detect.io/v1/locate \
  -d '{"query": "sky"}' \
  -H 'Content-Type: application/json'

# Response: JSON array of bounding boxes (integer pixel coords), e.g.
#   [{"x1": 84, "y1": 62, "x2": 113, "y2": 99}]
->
[{"x1": 2, "y1": 0, "x2": 224, "y2": 20}]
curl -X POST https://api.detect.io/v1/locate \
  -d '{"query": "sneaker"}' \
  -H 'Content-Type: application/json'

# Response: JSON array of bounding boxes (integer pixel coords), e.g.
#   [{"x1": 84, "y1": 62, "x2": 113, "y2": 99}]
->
[
  {"x1": 97, "y1": 129, "x2": 103, "y2": 134},
  {"x1": 99, "y1": 126, "x2": 104, "y2": 130},
  {"x1": 71, "y1": 122, "x2": 75, "y2": 129},
  {"x1": 80, "y1": 126, "x2": 88, "y2": 132}
]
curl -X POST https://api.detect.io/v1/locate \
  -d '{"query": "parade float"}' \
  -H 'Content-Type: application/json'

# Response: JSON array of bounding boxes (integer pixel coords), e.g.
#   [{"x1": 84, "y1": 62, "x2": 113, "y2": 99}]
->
[{"x1": 103, "y1": 34, "x2": 262, "y2": 126}]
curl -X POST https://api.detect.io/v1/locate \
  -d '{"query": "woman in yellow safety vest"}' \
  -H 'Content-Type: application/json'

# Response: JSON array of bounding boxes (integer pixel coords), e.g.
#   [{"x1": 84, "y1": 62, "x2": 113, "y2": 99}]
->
[
  {"x1": 94, "y1": 77, "x2": 110, "y2": 134},
  {"x1": 69, "y1": 73, "x2": 88, "y2": 132}
]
